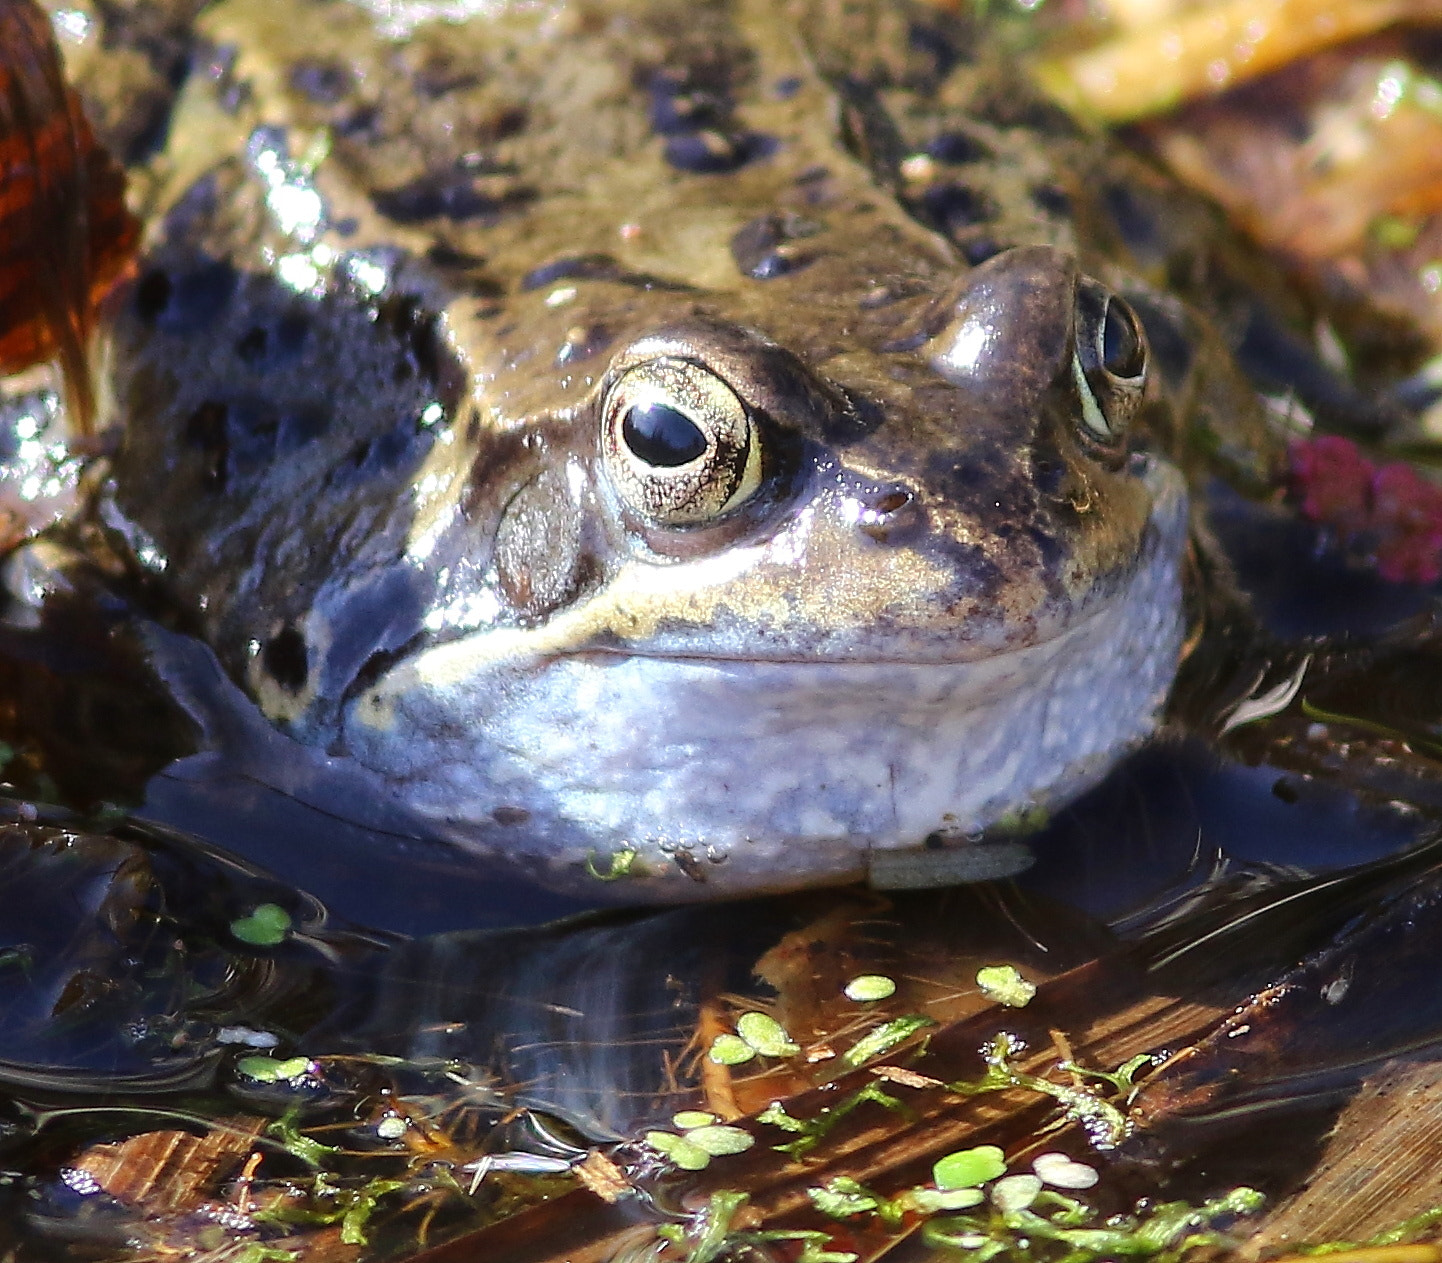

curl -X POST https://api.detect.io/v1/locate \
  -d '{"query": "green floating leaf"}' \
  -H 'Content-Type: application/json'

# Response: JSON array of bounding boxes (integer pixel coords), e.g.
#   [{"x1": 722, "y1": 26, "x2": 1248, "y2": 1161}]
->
[
  {"x1": 897, "y1": 1186, "x2": 985, "y2": 1213},
  {"x1": 844, "y1": 974, "x2": 897, "y2": 1002},
  {"x1": 708, "y1": 1034, "x2": 756, "y2": 1065},
  {"x1": 644, "y1": 1130, "x2": 712, "y2": 1171},
  {"x1": 737, "y1": 1011, "x2": 800, "y2": 1058},
  {"x1": 237, "y1": 1055, "x2": 312, "y2": 1084},
  {"x1": 975, "y1": 964, "x2": 1036, "y2": 1008},
  {"x1": 808, "y1": 1177, "x2": 879, "y2": 1218},
  {"x1": 230, "y1": 903, "x2": 292, "y2": 946},
  {"x1": 934, "y1": 1145, "x2": 1006, "y2": 1189},
  {"x1": 685, "y1": 1125, "x2": 754, "y2": 1156},
  {"x1": 842, "y1": 1014, "x2": 935, "y2": 1066},
  {"x1": 672, "y1": 1110, "x2": 717, "y2": 1129}
]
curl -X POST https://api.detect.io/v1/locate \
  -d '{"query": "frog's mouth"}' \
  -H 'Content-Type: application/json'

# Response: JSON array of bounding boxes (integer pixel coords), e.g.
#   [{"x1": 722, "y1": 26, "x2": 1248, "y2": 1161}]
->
[
  {"x1": 337, "y1": 462, "x2": 1190, "y2": 901},
  {"x1": 565, "y1": 450, "x2": 1189, "y2": 669}
]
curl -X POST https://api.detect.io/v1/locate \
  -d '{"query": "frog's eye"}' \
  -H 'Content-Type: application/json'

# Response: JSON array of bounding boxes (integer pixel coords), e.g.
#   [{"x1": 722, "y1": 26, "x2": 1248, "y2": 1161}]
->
[
  {"x1": 1071, "y1": 279, "x2": 1147, "y2": 447},
  {"x1": 602, "y1": 357, "x2": 762, "y2": 526}
]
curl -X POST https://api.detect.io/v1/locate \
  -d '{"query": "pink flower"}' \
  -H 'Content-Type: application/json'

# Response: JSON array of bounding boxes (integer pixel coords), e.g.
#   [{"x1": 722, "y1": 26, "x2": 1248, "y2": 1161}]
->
[
  {"x1": 1287, "y1": 436, "x2": 1442, "y2": 585},
  {"x1": 1287, "y1": 436, "x2": 1374, "y2": 534},
  {"x1": 1371, "y1": 462, "x2": 1442, "y2": 585}
]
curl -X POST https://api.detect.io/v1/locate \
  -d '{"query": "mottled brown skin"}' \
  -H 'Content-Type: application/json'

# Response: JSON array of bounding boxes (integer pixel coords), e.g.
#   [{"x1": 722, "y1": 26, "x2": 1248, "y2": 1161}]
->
[{"x1": 60, "y1": 0, "x2": 1276, "y2": 893}]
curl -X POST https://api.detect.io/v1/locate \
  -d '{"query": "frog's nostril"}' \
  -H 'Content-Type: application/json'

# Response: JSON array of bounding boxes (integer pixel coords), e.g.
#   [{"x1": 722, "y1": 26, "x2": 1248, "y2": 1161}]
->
[{"x1": 857, "y1": 488, "x2": 924, "y2": 544}]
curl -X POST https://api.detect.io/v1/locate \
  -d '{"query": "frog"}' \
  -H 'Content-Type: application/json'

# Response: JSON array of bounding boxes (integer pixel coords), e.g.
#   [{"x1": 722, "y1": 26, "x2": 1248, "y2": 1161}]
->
[{"x1": 44, "y1": 0, "x2": 1278, "y2": 901}]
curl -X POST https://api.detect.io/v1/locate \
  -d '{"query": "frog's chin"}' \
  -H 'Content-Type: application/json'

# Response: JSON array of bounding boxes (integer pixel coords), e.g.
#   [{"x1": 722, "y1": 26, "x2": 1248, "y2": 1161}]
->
[{"x1": 340, "y1": 470, "x2": 1190, "y2": 902}]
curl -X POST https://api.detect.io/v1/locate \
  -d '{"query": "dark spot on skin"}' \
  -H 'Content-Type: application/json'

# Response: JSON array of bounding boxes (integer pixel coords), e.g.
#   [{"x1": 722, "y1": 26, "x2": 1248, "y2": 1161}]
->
[
  {"x1": 926, "y1": 445, "x2": 1012, "y2": 500},
  {"x1": 234, "y1": 312, "x2": 310, "y2": 369},
  {"x1": 920, "y1": 182, "x2": 998, "y2": 234},
  {"x1": 372, "y1": 166, "x2": 532, "y2": 223},
  {"x1": 774, "y1": 75, "x2": 802, "y2": 99},
  {"x1": 408, "y1": 51, "x2": 479, "y2": 98},
  {"x1": 183, "y1": 400, "x2": 229, "y2": 490},
  {"x1": 289, "y1": 58, "x2": 353, "y2": 104},
  {"x1": 163, "y1": 261, "x2": 238, "y2": 332},
  {"x1": 838, "y1": 78, "x2": 910, "y2": 181},
  {"x1": 822, "y1": 387, "x2": 885, "y2": 445},
  {"x1": 664, "y1": 131, "x2": 774, "y2": 174},
  {"x1": 730, "y1": 212, "x2": 824, "y2": 280},
  {"x1": 329, "y1": 419, "x2": 425, "y2": 487},
  {"x1": 926, "y1": 132, "x2": 991, "y2": 164},
  {"x1": 1025, "y1": 522, "x2": 1066, "y2": 571},
  {"x1": 1031, "y1": 184, "x2": 1071, "y2": 217},
  {"x1": 556, "y1": 324, "x2": 613, "y2": 365},
  {"x1": 136, "y1": 259, "x2": 238, "y2": 332},
  {"x1": 263, "y1": 625, "x2": 309, "y2": 694},
  {"x1": 1029, "y1": 428, "x2": 1071, "y2": 498},
  {"x1": 204, "y1": 42, "x2": 249, "y2": 114},
  {"x1": 520, "y1": 254, "x2": 622, "y2": 290},
  {"x1": 649, "y1": 74, "x2": 731, "y2": 135},
  {"x1": 426, "y1": 242, "x2": 487, "y2": 269},
  {"x1": 235, "y1": 327, "x2": 267, "y2": 362},
  {"x1": 519, "y1": 254, "x2": 695, "y2": 293},
  {"x1": 972, "y1": 86, "x2": 1078, "y2": 137},
  {"x1": 492, "y1": 806, "x2": 531, "y2": 826},
  {"x1": 908, "y1": 19, "x2": 964, "y2": 80},
  {"x1": 336, "y1": 104, "x2": 379, "y2": 140}
]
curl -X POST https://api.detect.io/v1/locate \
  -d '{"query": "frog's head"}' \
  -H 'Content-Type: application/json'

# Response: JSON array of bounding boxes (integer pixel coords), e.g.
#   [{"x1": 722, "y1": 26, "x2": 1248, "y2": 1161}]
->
[{"x1": 335, "y1": 243, "x2": 1188, "y2": 898}]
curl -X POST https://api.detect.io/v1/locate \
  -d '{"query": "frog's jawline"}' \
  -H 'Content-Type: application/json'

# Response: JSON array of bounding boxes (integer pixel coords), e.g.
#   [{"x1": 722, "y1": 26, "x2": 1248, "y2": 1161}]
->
[{"x1": 343, "y1": 468, "x2": 1190, "y2": 900}]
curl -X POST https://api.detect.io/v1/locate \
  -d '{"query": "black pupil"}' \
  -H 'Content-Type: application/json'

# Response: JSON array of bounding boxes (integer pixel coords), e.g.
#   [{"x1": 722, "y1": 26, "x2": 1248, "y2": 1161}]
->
[
  {"x1": 622, "y1": 402, "x2": 708, "y2": 466},
  {"x1": 1101, "y1": 299, "x2": 1145, "y2": 379}
]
